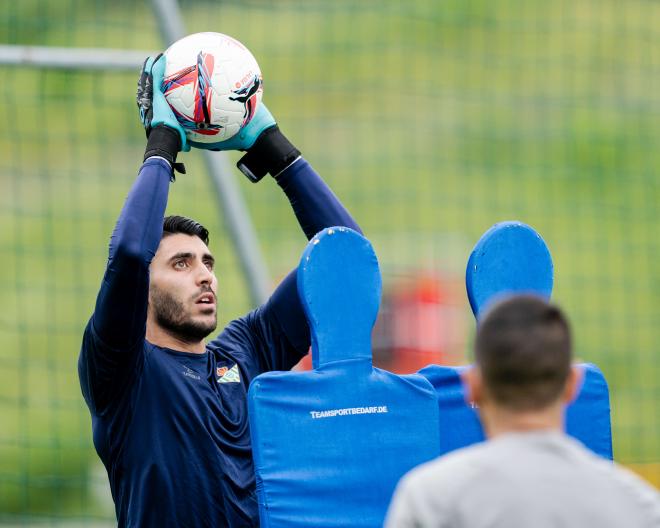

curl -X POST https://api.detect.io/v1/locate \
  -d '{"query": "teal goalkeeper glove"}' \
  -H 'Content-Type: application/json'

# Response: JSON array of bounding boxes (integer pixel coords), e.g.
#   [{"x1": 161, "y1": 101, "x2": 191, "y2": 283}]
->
[
  {"x1": 190, "y1": 103, "x2": 300, "y2": 183},
  {"x1": 188, "y1": 102, "x2": 276, "y2": 152},
  {"x1": 136, "y1": 54, "x2": 189, "y2": 172}
]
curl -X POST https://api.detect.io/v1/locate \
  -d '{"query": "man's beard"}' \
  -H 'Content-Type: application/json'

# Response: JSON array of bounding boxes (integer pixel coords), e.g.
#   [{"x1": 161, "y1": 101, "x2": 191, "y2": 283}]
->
[{"x1": 150, "y1": 285, "x2": 217, "y2": 342}]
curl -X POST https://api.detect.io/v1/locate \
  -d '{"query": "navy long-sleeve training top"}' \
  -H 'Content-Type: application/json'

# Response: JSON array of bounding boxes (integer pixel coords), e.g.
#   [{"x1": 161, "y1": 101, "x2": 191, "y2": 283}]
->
[{"x1": 78, "y1": 156, "x2": 360, "y2": 527}]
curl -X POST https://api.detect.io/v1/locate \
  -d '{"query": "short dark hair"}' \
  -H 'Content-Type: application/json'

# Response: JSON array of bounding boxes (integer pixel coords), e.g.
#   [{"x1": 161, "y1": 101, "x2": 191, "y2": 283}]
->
[
  {"x1": 474, "y1": 295, "x2": 572, "y2": 411},
  {"x1": 162, "y1": 215, "x2": 209, "y2": 246}
]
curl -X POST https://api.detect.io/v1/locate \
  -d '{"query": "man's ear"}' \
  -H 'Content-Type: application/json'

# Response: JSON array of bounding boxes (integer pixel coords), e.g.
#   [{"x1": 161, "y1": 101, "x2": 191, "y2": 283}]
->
[
  {"x1": 563, "y1": 364, "x2": 584, "y2": 404},
  {"x1": 461, "y1": 366, "x2": 483, "y2": 407}
]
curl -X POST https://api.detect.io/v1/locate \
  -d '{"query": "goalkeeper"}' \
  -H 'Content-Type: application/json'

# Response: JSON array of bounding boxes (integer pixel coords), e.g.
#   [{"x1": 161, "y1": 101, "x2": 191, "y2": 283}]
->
[{"x1": 78, "y1": 54, "x2": 360, "y2": 527}]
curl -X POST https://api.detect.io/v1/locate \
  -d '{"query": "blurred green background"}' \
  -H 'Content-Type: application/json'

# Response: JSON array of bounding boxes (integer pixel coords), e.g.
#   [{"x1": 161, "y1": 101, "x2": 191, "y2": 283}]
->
[{"x1": 1, "y1": 0, "x2": 658, "y2": 523}]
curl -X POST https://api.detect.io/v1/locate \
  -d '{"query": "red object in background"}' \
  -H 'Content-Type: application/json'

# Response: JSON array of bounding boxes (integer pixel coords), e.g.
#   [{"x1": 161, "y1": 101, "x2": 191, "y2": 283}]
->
[
  {"x1": 373, "y1": 273, "x2": 467, "y2": 373},
  {"x1": 294, "y1": 272, "x2": 468, "y2": 374}
]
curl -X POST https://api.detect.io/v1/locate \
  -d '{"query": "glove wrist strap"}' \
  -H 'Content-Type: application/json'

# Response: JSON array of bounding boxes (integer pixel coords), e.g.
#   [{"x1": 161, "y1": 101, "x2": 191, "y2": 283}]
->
[
  {"x1": 144, "y1": 126, "x2": 186, "y2": 175},
  {"x1": 237, "y1": 126, "x2": 300, "y2": 183}
]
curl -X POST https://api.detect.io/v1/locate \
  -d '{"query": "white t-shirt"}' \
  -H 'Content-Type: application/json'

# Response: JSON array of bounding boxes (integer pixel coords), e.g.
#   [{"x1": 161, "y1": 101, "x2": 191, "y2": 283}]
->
[{"x1": 385, "y1": 431, "x2": 660, "y2": 528}]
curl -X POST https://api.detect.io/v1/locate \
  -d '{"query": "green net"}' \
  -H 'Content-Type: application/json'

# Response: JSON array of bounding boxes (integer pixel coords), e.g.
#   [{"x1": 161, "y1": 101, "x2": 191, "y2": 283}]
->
[{"x1": 1, "y1": 0, "x2": 658, "y2": 522}]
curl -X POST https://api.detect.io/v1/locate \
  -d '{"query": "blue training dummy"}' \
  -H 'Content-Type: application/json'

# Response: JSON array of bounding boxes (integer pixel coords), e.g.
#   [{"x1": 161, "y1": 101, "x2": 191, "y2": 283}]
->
[
  {"x1": 418, "y1": 221, "x2": 613, "y2": 460},
  {"x1": 248, "y1": 227, "x2": 441, "y2": 527}
]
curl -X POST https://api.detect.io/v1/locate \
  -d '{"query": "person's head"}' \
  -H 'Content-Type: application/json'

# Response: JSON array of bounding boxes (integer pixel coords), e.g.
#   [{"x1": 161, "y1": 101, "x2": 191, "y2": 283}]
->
[
  {"x1": 464, "y1": 295, "x2": 581, "y2": 431},
  {"x1": 147, "y1": 215, "x2": 218, "y2": 346}
]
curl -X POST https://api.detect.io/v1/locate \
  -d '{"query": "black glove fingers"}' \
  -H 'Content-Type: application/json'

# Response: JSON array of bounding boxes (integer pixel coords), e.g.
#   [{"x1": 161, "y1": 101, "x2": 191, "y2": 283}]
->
[
  {"x1": 138, "y1": 52, "x2": 185, "y2": 173},
  {"x1": 137, "y1": 55, "x2": 157, "y2": 135},
  {"x1": 136, "y1": 56, "x2": 150, "y2": 109}
]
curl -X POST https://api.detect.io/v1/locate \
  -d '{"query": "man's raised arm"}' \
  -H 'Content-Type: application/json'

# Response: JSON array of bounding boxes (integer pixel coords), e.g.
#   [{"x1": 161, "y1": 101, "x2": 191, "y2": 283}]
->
[
  {"x1": 78, "y1": 55, "x2": 186, "y2": 412},
  {"x1": 259, "y1": 154, "x2": 361, "y2": 361},
  {"x1": 88, "y1": 157, "x2": 172, "y2": 349},
  {"x1": 202, "y1": 106, "x2": 361, "y2": 370}
]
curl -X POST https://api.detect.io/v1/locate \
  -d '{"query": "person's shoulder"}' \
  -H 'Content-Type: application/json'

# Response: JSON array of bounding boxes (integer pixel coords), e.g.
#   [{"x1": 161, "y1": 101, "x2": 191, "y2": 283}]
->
[
  {"x1": 610, "y1": 463, "x2": 660, "y2": 495},
  {"x1": 206, "y1": 311, "x2": 263, "y2": 363},
  {"x1": 562, "y1": 436, "x2": 660, "y2": 516},
  {"x1": 386, "y1": 449, "x2": 480, "y2": 528},
  {"x1": 400, "y1": 441, "x2": 493, "y2": 496},
  {"x1": 208, "y1": 310, "x2": 254, "y2": 345},
  {"x1": 82, "y1": 317, "x2": 146, "y2": 354},
  {"x1": 599, "y1": 460, "x2": 660, "y2": 522},
  {"x1": 591, "y1": 452, "x2": 660, "y2": 501},
  {"x1": 208, "y1": 301, "x2": 284, "y2": 357},
  {"x1": 562, "y1": 435, "x2": 645, "y2": 484}
]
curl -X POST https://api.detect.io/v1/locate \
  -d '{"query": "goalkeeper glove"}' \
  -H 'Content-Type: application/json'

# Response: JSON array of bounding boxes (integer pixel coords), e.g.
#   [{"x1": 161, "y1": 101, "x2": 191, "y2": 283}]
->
[
  {"x1": 136, "y1": 54, "x2": 189, "y2": 173},
  {"x1": 190, "y1": 103, "x2": 300, "y2": 183}
]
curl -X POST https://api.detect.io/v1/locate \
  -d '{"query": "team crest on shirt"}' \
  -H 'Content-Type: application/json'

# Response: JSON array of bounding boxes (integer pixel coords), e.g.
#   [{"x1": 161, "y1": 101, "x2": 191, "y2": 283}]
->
[{"x1": 217, "y1": 364, "x2": 241, "y2": 384}]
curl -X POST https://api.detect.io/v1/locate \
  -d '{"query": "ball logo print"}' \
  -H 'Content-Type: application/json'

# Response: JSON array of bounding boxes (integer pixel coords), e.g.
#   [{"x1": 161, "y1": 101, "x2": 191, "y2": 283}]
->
[
  {"x1": 228, "y1": 74, "x2": 262, "y2": 127},
  {"x1": 163, "y1": 32, "x2": 263, "y2": 143},
  {"x1": 163, "y1": 52, "x2": 223, "y2": 137}
]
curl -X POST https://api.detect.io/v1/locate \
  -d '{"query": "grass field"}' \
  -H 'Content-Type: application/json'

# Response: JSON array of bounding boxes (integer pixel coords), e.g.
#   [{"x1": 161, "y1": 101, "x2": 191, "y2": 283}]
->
[{"x1": 0, "y1": 0, "x2": 658, "y2": 519}]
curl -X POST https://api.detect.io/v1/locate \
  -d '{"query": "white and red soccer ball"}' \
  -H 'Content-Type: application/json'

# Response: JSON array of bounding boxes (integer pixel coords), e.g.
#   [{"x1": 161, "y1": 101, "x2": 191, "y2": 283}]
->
[{"x1": 163, "y1": 32, "x2": 263, "y2": 144}]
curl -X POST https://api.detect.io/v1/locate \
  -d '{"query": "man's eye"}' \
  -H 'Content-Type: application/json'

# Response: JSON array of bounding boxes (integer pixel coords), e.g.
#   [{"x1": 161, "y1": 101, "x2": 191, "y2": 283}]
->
[
  {"x1": 204, "y1": 261, "x2": 214, "y2": 271},
  {"x1": 174, "y1": 260, "x2": 188, "y2": 269}
]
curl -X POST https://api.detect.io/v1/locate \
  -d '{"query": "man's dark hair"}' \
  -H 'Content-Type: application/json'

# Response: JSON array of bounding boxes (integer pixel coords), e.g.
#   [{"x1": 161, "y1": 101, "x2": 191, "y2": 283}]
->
[
  {"x1": 475, "y1": 295, "x2": 572, "y2": 411},
  {"x1": 162, "y1": 215, "x2": 209, "y2": 246}
]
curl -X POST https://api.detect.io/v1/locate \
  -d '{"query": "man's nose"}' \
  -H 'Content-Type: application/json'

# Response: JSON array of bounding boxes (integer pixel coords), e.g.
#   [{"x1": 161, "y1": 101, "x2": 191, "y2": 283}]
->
[{"x1": 196, "y1": 263, "x2": 214, "y2": 285}]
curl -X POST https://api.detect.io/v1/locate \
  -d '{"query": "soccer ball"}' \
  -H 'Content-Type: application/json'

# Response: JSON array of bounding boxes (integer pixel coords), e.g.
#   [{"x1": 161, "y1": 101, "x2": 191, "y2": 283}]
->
[{"x1": 163, "y1": 32, "x2": 263, "y2": 144}]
